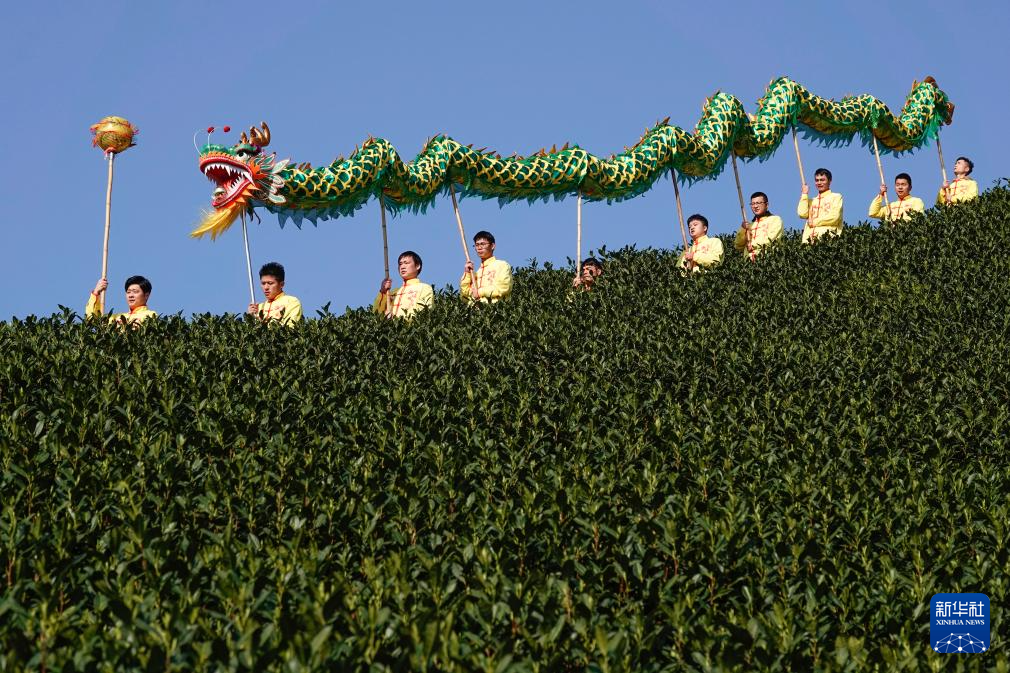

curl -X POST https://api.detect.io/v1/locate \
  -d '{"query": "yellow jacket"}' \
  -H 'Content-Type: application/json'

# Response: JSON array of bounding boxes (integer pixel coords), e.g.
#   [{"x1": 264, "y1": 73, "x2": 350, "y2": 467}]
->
[
  {"x1": 936, "y1": 177, "x2": 978, "y2": 205},
  {"x1": 460, "y1": 256, "x2": 512, "y2": 303},
  {"x1": 86, "y1": 292, "x2": 157, "y2": 325},
  {"x1": 677, "y1": 235, "x2": 724, "y2": 272},
  {"x1": 373, "y1": 278, "x2": 434, "y2": 318},
  {"x1": 255, "y1": 293, "x2": 302, "y2": 326},
  {"x1": 869, "y1": 194, "x2": 925, "y2": 222},
  {"x1": 797, "y1": 190, "x2": 844, "y2": 243},
  {"x1": 734, "y1": 214, "x2": 783, "y2": 257}
]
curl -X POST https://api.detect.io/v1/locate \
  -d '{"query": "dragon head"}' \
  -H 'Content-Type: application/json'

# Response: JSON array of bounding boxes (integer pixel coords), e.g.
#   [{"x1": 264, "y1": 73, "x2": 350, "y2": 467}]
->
[{"x1": 192, "y1": 122, "x2": 289, "y2": 239}]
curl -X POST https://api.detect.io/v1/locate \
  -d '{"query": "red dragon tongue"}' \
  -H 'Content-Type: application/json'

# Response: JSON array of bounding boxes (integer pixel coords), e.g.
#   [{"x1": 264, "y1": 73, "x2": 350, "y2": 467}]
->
[{"x1": 203, "y1": 159, "x2": 253, "y2": 208}]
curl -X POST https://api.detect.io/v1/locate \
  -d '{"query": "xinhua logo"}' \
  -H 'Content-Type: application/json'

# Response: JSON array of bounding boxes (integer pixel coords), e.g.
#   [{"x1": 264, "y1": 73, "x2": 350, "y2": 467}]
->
[{"x1": 930, "y1": 593, "x2": 989, "y2": 654}]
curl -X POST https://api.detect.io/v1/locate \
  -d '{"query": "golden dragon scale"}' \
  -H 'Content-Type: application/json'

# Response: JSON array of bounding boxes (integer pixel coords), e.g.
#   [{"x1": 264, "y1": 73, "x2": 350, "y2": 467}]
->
[{"x1": 194, "y1": 76, "x2": 953, "y2": 238}]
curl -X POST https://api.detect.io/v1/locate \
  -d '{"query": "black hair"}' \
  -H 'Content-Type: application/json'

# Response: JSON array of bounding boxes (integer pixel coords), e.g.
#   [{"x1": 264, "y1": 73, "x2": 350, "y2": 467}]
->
[
  {"x1": 582, "y1": 258, "x2": 603, "y2": 271},
  {"x1": 687, "y1": 213, "x2": 709, "y2": 229},
  {"x1": 749, "y1": 191, "x2": 768, "y2": 203},
  {"x1": 259, "y1": 262, "x2": 285, "y2": 282},
  {"x1": 956, "y1": 156, "x2": 974, "y2": 175},
  {"x1": 895, "y1": 172, "x2": 912, "y2": 188},
  {"x1": 124, "y1": 275, "x2": 152, "y2": 294},
  {"x1": 473, "y1": 231, "x2": 495, "y2": 245},
  {"x1": 398, "y1": 250, "x2": 423, "y2": 271},
  {"x1": 814, "y1": 168, "x2": 832, "y2": 182}
]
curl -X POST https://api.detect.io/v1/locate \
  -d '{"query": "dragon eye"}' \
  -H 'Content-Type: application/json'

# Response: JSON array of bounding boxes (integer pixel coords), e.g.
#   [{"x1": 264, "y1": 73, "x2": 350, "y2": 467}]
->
[{"x1": 233, "y1": 143, "x2": 259, "y2": 160}]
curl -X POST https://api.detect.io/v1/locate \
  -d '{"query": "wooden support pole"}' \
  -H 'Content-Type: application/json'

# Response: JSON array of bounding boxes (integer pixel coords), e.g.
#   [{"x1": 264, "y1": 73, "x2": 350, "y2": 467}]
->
[
  {"x1": 730, "y1": 152, "x2": 747, "y2": 223},
  {"x1": 792, "y1": 126, "x2": 813, "y2": 237},
  {"x1": 576, "y1": 192, "x2": 583, "y2": 279},
  {"x1": 872, "y1": 134, "x2": 889, "y2": 221},
  {"x1": 791, "y1": 126, "x2": 807, "y2": 190},
  {"x1": 449, "y1": 182, "x2": 477, "y2": 288},
  {"x1": 99, "y1": 151, "x2": 115, "y2": 307},
  {"x1": 671, "y1": 168, "x2": 689, "y2": 250},
  {"x1": 936, "y1": 131, "x2": 950, "y2": 203},
  {"x1": 241, "y1": 211, "x2": 255, "y2": 306},
  {"x1": 379, "y1": 193, "x2": 390, "y2": 280},
  {"x1": 871, "y1": 133, "x2": 887, "y2": 188},
  {"x1": 731, "y1": 152, "x2": 754, "y2": 261}
]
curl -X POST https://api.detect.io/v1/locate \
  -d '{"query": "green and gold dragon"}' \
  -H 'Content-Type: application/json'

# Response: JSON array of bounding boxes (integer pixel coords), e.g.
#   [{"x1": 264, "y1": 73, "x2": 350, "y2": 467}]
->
[{"x1": 194, "y1": 76, "x2": 953, "y2": 239}]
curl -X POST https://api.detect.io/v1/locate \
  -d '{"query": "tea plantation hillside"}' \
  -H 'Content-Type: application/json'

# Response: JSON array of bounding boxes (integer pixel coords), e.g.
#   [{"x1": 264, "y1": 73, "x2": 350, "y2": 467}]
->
[{"x1": 3, "y1": 187, "x2": 1010, "y2": 671}]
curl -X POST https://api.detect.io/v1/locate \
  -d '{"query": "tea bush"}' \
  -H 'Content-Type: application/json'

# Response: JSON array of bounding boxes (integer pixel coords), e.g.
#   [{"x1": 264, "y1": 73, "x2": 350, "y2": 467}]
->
[{"x1": 3, "y1": 187, "x2": 1010, "y2": 671}]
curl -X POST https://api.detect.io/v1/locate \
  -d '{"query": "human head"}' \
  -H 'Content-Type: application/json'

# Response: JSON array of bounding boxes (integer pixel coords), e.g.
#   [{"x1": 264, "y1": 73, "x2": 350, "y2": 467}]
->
[
  {"x1": 894, "y1": 173, "x2": 912, "y2": 198},
  {"x1": 259, "y1": 262, "x2": 286, "y2": 301},
  {"x1": 473, "y1": 230, "x2": 496, "y2": 261},
  {"x1": 687, "y1": 214, "x2": 709, "y2": 240},
  {"x1": 398, "y1": 250, "x2": 422, "y2": 281},
  {"x1": 581, "y1": 258, "x2": 603, "y2": 285},
  {"x1": 124, "y1": 275, "x2": 151, "y2": 310},
  {"x1": 813, "y1": 168, "x2": 832, "y2": 193},
  {"x1": 749, "y1": 191, "x2": 769, "y2": 218},
  {"x1": 954, "y1": 156, "x2": 974, "y2": 176}
]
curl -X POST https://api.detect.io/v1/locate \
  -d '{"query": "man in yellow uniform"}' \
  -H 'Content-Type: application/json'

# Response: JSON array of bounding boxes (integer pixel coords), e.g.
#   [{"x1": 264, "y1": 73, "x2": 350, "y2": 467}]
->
[
  {"x1": 869, "y1": 172, "x2": 925, "y2": 223},
  {"x1": 374, "y1": 250, "x2": 434, "y2": 319},
  {"x1": 937, "y1": 156, "x2": 978, "y2": 205},
  {"x1": 677, "y1": 214, "x2": 724, "y2": 272},
  {"x1": 572, "y1": 257, "x2": 604, "y2": 291},
  {"x1": 86, "y1": 275, "x2": 157, "y2": 325},
  {"x1": 797, "y1": 168, "x2": 844, "y2": 244},
  {"x1": 734, "y1": 192, "x2": 783, "y2": 259},
  {"x1": 247, "y1": 262, "x2": 302, "y2": 326},
  {"x1": 460, "y1": 230, "x2": 512, "y2": 303}
]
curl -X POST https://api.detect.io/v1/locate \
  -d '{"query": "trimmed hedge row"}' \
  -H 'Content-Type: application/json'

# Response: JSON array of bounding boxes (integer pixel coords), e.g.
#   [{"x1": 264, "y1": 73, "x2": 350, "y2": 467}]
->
[{"x1": 2, "y1": 186, "x2": 1010, "y2": 671}]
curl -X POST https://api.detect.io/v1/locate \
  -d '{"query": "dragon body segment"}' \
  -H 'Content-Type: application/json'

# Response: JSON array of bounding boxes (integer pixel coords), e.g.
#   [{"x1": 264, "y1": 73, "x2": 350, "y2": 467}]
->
[{"x1": 194, "y1": 76, "x2": 953, "y2": 239}]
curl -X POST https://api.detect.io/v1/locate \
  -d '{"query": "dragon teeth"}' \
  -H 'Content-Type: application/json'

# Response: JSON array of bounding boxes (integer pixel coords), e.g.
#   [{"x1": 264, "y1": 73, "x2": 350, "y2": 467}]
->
[{"x1": 203, "y1": 162, "x2": 250, "y2": 181}]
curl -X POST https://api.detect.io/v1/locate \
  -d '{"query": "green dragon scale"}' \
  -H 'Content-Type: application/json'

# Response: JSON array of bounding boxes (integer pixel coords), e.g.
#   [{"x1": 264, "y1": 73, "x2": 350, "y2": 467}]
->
[{"x1": 194, "y1": 76, "x2": 953, "y2": 239}]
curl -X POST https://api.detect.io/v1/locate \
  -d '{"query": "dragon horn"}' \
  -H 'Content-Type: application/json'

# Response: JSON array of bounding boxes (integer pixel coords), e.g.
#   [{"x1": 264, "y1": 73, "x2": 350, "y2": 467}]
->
[
  {"x1": 240, "y1": 131, "x2": 249, "y2": 144},
  {"x1": 250, "y1": 122, "x2": 271, "y2": 149}
]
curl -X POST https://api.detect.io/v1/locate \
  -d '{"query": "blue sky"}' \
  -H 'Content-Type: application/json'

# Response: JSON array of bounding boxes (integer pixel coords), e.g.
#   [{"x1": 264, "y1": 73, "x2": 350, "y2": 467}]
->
[{"x1": 2, "y1": 0, "x2": 1007, "y2": 318}]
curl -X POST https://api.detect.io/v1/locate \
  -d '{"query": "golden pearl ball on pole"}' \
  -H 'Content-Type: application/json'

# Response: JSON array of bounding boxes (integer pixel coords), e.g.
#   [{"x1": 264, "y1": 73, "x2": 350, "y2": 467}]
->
[{"x1": 90, "y1": 116, "x2": 138, "y2": 154}]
